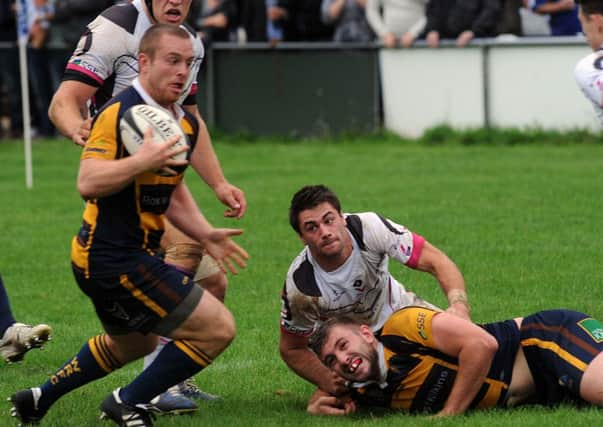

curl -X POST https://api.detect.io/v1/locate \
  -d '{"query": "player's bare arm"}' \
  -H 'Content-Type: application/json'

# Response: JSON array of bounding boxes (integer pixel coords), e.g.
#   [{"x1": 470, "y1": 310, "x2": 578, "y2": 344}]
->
[
  {"x1": 166, "y1": 183, "x2": 248, "y2": 275},
  {"x1": 430, "y1": 312, "x2": 498, "y2": 416},
  {"x1": 280, "y1": 330, "x2": 349, "y2": 396},
  {"x1": 414, "y1": 241, "x2": 471, "y2": 319},
  {"x1": 185, "y1": 104, "x2": 247, "y2": 219},
  {"x1": 48, "y1": 81, "x2": 97, "y2": 146},
  {"x1": 78, "y1": 131, "x2": 187, "y2": 199}
]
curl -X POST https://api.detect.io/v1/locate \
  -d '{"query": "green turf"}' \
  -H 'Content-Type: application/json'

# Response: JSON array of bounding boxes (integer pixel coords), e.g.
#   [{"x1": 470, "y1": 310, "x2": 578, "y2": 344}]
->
[{"x1": 1, "y1": 137, "x2": 603, "y2": 426}]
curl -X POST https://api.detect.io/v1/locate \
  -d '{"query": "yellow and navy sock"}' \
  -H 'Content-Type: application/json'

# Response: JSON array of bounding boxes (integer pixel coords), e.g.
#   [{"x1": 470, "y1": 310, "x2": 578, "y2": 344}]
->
[
  {"x1": 120, "y1": 339, "x2": 212, "y2": 404},
  {"x1": 38, "y1": 335, "x2": 122, "y2": 411}
]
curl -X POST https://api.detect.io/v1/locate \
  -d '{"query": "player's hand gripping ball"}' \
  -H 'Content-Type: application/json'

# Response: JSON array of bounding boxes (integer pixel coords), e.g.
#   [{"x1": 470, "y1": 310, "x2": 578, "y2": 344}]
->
[{"x1": 119, "y1": 104, "x2": 188, "y2": 176}]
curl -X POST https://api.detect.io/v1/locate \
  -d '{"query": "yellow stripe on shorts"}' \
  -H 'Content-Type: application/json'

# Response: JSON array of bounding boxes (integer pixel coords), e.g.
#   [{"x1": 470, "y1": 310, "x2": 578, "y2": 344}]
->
[
  {"x1": 521, "y1": 337, "x2": 587, "y2": 372},
  {"x1": 119, "y1": 275, "x2": 167, "y2": 318}
]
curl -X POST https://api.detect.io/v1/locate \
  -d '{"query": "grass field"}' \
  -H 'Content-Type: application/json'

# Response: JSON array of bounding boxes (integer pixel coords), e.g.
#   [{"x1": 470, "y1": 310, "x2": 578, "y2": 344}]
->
[{"x1": 1, "y1": 136, "x2": 603, "y2": 426}]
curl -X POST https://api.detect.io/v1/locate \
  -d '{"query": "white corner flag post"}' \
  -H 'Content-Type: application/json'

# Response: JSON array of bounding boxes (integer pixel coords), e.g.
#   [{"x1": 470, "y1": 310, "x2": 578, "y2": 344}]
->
[{"x1": 16, "y1": 0, "x2": 33, "y2": 189}]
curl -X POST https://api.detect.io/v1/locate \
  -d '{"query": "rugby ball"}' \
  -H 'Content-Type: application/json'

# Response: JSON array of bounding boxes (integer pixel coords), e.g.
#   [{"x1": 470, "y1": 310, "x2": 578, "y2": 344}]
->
[{"x1": 119, "y1": 104, "x2": 189, "y2": 176}]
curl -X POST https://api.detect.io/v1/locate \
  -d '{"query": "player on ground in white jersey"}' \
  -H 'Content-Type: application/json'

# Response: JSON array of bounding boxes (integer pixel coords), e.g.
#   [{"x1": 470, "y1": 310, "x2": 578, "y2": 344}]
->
[
  {"x1": 575, "y1": 0, "x2": 603, "y2": 125},
  {"x1": 48, "y1": 0, "x2": 246, "y2": 413},
  {"x1": 280, "y1": 185, "x2": 471, "y2": 399}
]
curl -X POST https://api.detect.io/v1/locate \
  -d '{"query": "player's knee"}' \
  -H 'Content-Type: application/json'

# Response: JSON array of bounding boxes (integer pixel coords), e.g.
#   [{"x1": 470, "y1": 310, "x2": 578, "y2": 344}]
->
[{"x1": 214, "y1": 308, "x2": 236, "y2": 350}]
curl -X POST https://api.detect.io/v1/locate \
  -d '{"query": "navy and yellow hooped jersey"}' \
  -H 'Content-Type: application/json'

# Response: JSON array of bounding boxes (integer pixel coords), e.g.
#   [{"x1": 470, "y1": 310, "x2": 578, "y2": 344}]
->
[
  {"x1": 352, "y1": 307, "x2": 518, "y2": 414},
  {"x1": 71, "y1": 85, "x2": 199, "y2": 278}
]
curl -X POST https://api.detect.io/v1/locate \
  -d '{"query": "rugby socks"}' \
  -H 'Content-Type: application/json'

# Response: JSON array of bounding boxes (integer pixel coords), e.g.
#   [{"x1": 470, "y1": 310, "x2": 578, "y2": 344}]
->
[
  {"x1": 0, "y1": 274, "x2": 16, "y2": 336},
  {"x1": 120, "y1": 339, "x2": 212, "y2": 404},
  {"x1": 38, "y1": 335, "x2": 122, "y2": 412}
]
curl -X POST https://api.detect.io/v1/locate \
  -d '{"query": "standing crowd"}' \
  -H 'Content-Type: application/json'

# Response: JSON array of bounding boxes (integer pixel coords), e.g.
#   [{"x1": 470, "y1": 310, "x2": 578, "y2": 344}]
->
[{"x1": 0, "y1": 0, "x2": 585, "y2": 139}]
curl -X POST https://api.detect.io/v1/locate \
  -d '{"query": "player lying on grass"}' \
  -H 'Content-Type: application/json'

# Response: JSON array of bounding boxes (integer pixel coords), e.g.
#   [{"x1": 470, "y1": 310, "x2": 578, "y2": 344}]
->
[{"x1": 307, "y1": 306, "x2": 603, "y2": 416}]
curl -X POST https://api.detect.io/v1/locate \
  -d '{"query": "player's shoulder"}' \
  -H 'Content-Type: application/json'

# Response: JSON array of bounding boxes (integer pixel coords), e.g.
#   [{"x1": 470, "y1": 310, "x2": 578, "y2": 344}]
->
[
  {"x1": 382, "y1": 306, "x2": 440, "y2": 337},
  {"x1": 285, "y1": 249, "x2": 322, "y2": 298},
  {"x1": 98, "y1": 1, "x2": 140, "y2": 34},
  {"x1": 346, "y1": 211, "x2": 404, "y2": 244},
  {"x1": 575, "y1": 51, "x2": 603, "y2": 78},
  {"x1": 180, "y1": 21, "x2": 205, "y2": 56},
  {"x1": 180, "y1": 106, "x2": 198, "y2": 128},
  {"x1": 96, "y1": 86, "x2": 143, "y2": 119}
]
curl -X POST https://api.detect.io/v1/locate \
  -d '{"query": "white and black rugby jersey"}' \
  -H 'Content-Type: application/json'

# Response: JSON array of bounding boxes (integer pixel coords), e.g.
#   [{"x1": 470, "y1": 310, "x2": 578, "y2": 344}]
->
[
  {"x1": 63, "y1": 0, "x2": 204, "y2": 115},
  {"x1": 575, "y1": 49, "x2": 603, "y2": 126},
  {"x1": 280, "y1": 212, "x2": 429, "y2": 337}
]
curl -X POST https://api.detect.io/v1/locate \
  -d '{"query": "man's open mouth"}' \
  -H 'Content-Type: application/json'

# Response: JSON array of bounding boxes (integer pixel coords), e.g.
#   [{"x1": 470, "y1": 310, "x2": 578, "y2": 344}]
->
[{"x1": 348, "y1": 357, "x2": 362, "y2": 374}]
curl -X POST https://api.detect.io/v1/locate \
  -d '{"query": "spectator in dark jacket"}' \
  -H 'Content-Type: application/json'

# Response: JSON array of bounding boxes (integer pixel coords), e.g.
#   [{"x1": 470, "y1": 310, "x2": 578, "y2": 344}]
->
[
  {"x1": 422, "y1": 0, "x2": 502, "y2": 47},
  {"x1": 0, "y1": 0, "x2": 23, "y2": 138},
  {"x1": 531, "y1": 0, "x2": 581, "y2": 36},
  {"x1": 274, "y1": 0, "x2": 334, "y2": 41},
  {"x1": 235, "y1": 0, "x2": 268, "y2": 41},
  {"x1": 193, "y1": 0, "x2": 238, "y2": 44}
]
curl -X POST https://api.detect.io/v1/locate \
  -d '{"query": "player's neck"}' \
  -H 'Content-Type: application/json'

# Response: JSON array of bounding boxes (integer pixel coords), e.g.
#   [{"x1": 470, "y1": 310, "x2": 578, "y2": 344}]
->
[{"x1": 312, "y1": 236, "x2": 353, "y2": 272}]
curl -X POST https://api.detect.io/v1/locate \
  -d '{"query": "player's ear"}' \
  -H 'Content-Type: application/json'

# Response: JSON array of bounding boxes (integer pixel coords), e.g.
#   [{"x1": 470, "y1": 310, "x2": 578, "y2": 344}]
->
[
  {"x1": 138, "y1": 52, "x2": 150, "y2": 71},
  {"x1": 359, "y1": 325, "x2": 374, "y2": 343}
]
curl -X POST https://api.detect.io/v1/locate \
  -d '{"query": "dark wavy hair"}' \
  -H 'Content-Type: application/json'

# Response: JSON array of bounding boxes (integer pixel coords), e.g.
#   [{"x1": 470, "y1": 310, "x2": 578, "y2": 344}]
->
[{"x1": 289, "y1": 185, "x2": 342, "y2": 234}]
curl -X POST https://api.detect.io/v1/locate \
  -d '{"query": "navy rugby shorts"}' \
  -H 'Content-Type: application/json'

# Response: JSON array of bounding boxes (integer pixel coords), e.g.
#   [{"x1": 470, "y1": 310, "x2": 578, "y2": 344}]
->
[
  {"x1": 73, "y1": 253, "x2": 203, "y2": 336},
  {"x1": 520, "y1": 309, "x2": 603, "y2": 405}
]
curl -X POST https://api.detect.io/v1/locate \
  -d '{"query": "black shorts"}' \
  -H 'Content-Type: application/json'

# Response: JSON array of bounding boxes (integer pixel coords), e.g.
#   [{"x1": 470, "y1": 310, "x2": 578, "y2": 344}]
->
[
  {"x1": 73, "y1": 252, "x2": 203, "y2": 336},
  {"x1": 520, "y1": 309, "x2": 603, "y2": 405}
]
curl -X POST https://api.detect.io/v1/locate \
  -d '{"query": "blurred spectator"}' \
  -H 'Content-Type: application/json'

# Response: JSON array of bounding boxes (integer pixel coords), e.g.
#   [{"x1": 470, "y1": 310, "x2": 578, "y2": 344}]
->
[
  {"x1": 193, "y1": 0, "x2": 238, "y2": 44},
  {"x1": 520, "y1": 1, "x2": 551, "y2": 35},
  {"x1": 266, "y1": 0, "x2": 284, "y2": 43},
  {"x1": 49, "y1": 0, "x2": 114, "y2": 53},
  {"x1": 0, "y1": 0, "x2": 23, "y2": 138},
  {"x1": 530, "y1": 0, "x2": 581, "y2": 35},
  {"x1": 321, "y1": 0, "x2": 374, "y2": 43},
  {"x1": 273, "y1": 0, "x2": 334, "y2": 41},
  {"x1": 497, "y1": 0, "x2": 523, "y2": 35},
  {"x1": 235, "y1": 0, "x2": 267, "y2": 41},
  {"x1": 45, "y1": 1, "x2": 113, "y2": 111},
  {"x1": 421, "y1": 0, "x2": 502, "y2": 48},
  {"x1": 27, "y1": 0, "x2": 55, "y2": 137},
  {"x1": 366, "y1": 0, "x2": 427, "y2": 48}
]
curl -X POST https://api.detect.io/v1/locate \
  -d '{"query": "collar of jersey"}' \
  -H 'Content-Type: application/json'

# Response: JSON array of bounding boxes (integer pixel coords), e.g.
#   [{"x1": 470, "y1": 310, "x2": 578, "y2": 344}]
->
[{"x1": 132, "y1": 77, "x2": 185, "y2": 122}]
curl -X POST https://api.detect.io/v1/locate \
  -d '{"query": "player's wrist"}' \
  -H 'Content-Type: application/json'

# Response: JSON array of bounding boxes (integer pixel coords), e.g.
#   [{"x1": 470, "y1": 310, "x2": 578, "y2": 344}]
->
[{"x1": 447, "y1": 289, "x2": 470, "y2": 311}]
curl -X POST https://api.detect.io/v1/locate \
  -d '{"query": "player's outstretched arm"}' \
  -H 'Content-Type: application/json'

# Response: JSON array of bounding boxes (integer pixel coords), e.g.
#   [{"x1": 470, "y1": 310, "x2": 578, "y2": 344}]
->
[
  {"x1": 166, "y1": 182, "x2": 248, "y2": 275},
  {"x1": 49, "y1": 81, "x2": 97, "y2": 146},
  {"x1": 414, "y1": 241, "x2": 471, "y2": 320}
]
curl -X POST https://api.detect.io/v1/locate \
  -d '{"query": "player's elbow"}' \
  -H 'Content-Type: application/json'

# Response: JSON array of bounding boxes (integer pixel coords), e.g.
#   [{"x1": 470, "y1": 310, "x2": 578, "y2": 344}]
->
[
  {"x1": 279, "y1": 340, "x2": 292, "y2": 361},
  {"x1": 478, "y1": 333, "x2": 499, "y2": 357},
  {"x1": 48, "y1": 90, "x2": 67, "y2": 125},
  {"x1": 77, "y1": 166, "x2": 99, "y2": 200},
  {"x1": 77, "y1": 179, "x2": 96, "y2": 200}
]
